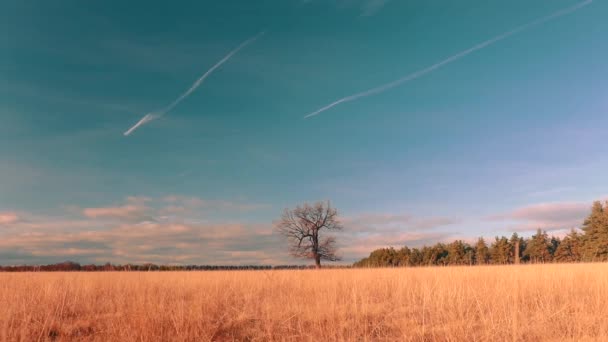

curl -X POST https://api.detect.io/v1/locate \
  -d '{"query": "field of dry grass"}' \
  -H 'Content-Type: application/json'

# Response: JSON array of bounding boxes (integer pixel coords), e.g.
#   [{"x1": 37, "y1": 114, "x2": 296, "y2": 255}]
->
[{"x1": 1, "y1": 263, "x2": 607, "y2": 341}]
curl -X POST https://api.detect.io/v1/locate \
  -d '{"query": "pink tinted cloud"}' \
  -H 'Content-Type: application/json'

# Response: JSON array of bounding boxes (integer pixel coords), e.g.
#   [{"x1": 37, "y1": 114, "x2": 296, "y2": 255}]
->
[
  {"x1": 83, "y1": 204, "x2": 146, "y2": 219},
  {"x1": 343, "y1": 213, "x2": 460, "y2": 233},
  {"x1": 0, "y1": 212, "x2": 19, "y2": 224},
  {"x1": 0, "y1": 219, "x2": 286, "y2": 265},
  {"x1": 338, "y1": 231, "x2": 454, "y2": 257},
  {"x1": 510, "y1": 202, "x2": 589, "y2": 222},
  {"x1": 489, "y1": 201, "x2": 595, "y2": 232},
  {"x1": 335, "y1": 212, "x2": 460, "y2": 258},
  {"x1": 82, "y1": 196, "x2": 151, "y2": 220},
  {"x1": 2, "y1": 197, "x2": 463, "y2": 264},
  {"x1": 346, "y1": 214, "x2": 412, "y2": 226},
  {"x1": 161, "y1": 195, "x2": 270, "y2": 214}
]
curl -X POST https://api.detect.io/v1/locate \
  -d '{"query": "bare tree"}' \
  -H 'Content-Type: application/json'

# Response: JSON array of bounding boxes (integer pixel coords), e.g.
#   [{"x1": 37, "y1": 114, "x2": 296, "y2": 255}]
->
[{"x1": 275, "y1": 201, "x2": 343, "y2": 268}]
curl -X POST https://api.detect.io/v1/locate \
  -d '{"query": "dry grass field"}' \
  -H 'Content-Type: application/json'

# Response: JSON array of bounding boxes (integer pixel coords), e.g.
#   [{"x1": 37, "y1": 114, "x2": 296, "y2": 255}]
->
[{"x1": 1, "y1": 263, "x2": 607, "y2": 341}]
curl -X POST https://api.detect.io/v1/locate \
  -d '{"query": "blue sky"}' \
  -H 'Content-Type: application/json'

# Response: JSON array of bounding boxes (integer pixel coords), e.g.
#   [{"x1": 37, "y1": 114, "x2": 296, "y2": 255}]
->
[{"x1": 1, "y1": 0, "x2": 607, "y2": 265}]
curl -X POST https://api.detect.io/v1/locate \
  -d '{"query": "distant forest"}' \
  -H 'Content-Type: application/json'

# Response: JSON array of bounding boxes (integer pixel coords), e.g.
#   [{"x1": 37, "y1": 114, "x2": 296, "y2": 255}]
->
[
  {"x1": 354, "y1": 200, "x2": 608, "y2": 267},
  {"x1": 0, "y1": 263, "x2": 353, "y2": 272}
]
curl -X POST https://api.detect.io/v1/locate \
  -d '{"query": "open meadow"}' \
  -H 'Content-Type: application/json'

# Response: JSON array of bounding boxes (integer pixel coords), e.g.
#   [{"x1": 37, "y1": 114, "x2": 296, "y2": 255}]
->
[{"x1": 1, "y1": 263, "x2": 607, "y2": 341}]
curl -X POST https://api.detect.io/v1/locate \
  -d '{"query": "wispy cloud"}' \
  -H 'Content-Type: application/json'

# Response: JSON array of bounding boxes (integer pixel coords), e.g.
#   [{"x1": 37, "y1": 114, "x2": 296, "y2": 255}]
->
[
  {"x1": 79, "y1": 195, "x2": 270, "y2": 222},
  {"x1": 161, "y1": 195, "x2": 271, "y2": 214},
  {"x1": 124, "y1": 31, "x2": 266, "y2": 136},
  {"x1": 83, "y1": 205, "x2": 147, "y2": 220},
  {"x1": 0, "y1": 215, "x2": 453, "y2": 265},
  {"x1": 335, "y1": 212, "x2": 461, "y2": 259},
  {"x1": 302, "y1": 0, "x2": 391, "y2": 16},
  {"x1": 0, "y1": 199, "x2": 462, "y2": 264},
  {"x1": 526, "y1": 186, "x2": 576, "y2": 197},
  {"x1": 0, "y1": 212, "x2": 20, "y2": 225},
  {"x1": 304, "y1": 0, "x2": 593, "y2": 118},
  {"x1": 339, "y1": 231, "x2": 453, "y2": 256},
  {"x1": 82, "y1": 196, "x2": 151, "y2": 220},
  {"x1": 0, "y1": 81, "x2": 138, "y2": 115},
  {"x1": 0, "y1": 196, "x2": 280, "y2": 265},
  {"x1": 488, "y1": 200, "x2": 595, "y2": 232},
  {"x1": 0, "y1": 219, "x2": 283, "y2": 265},
  {"x1": 360, "y1": 0, "x2": 391, "y2": 16},
  {"x1": 343, "y1": 213, "x2": 460, "y2": 232}
]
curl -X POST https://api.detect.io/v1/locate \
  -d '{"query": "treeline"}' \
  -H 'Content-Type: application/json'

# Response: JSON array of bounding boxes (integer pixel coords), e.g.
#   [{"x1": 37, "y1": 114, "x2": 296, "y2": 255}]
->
[
  {"x1": 354, "y1": 200, "x2": 608, "y2": 267},
  {"x1": 0, "y1": 261, "x2": 352, "y2": 272}
]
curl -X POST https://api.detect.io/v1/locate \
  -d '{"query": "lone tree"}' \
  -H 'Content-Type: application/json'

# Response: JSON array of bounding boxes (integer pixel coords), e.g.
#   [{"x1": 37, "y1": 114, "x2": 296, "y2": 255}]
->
[{"x1": 275, "y1": 201, "x2": 343, "y2": 268}]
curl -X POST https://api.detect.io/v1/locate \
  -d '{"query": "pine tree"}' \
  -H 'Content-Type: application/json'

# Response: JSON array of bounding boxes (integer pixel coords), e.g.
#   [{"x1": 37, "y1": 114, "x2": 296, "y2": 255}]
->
[
  {"x1": 447, "y1": 240, "x2": 471, "y2": 265},
  {"x1": 524, "y1": 229, "x2": 552, "y2": 263},
  {"x1": 408, "y1": 248, "x2": 423, "y2": 266},
  {"x1": 475, "y1": 238, "x2": 490, "y2": 265},
  {"x1": 581, "y1": 201, "x2": 608, "y2": 261},
  {"x1": 490, "y1": 237, "x2": 511, "y2": 264},
  {"x1": 396, "y1": 246, "x2": 411, "y2": 266},
  {"x1": 554, "y1": 229, "x2": 582, "y2": 262},
  {"x1": 509, "y1": 233, "x2": 525, "y2": 264},
  {"x1": 421, "y1": 244, "x2": 448, "y2": 266},
  {"x1": 354, "y1": 198, "x2": 608, "y2": 268},
  {"x1": 549, "y1": 236, "x2": 561, "y2": 258}
]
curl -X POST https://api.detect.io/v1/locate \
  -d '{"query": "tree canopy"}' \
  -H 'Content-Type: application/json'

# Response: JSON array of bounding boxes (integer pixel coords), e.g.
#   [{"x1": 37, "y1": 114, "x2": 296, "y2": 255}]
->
[{"x1": 275, "y1": 201, "x2": 343, "y2": 268}]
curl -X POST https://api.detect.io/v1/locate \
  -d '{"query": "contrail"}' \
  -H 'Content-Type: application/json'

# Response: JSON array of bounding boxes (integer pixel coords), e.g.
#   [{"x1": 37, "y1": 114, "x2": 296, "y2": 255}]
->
[
  {"x1": 123, "y1": 112, "x2": 161, "y2": 136},
  {"x1": 304, "y1": 0, "x2": 592, "y2": 119},
  {"x1": 124, "y1": 31, "x2": 266, "y2": 136}
]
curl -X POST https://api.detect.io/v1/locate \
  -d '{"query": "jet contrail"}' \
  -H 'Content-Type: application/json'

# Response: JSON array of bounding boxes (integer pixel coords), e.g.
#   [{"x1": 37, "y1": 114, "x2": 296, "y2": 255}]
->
[
  {"x1": 123, "y1": 112, "x2": 161, "y2": 136},
  {"x1": 124, "y1": 31, "x2": 266, "y2": 136},
  {"x1": 304, "y1": 0, "x2": 592, "y2": 119}
]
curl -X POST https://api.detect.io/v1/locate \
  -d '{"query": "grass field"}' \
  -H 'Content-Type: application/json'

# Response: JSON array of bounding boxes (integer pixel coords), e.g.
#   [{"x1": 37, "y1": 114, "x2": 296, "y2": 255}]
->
[{"x1": 1, "y1": 263, "x2": 607, "y2": 341}]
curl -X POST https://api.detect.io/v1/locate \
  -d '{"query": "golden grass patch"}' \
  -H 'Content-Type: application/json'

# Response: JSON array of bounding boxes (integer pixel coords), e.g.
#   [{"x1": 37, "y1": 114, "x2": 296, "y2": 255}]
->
[{"x1": 1, "y1": 264, "x2": 607, "y2": 341}]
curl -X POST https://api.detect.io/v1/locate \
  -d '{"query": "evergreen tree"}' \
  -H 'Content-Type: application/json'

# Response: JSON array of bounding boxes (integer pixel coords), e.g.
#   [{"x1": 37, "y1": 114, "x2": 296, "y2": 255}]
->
[
  {"x1": 475, "y1": 238, "x2": 490, "y2": 265},
  {"x1": 358, "y1": 248, "x2": 399, "y2": 267},
  {"x1": 353, "y1": 199, "x2": 608, "y2": 268},
  {"x1": 465, "y1": 246, "x2": 476, "y2": 266},
  {"x1": 421, "y1": 244, "x2": 448, "y2": 266},
  {"x1": 447, "y1": 240, "x2": 471, "y2": 265},
  {"x1": 509, "y1": 233, "x2": 526, "y2": 264},
  {"x1": 524, "y1": 229, "x2": 552, "y2": 263},
  {"x1": 436, "y1": 244, "x2": 449, "y2": 266},
  {"x1": 408, "y1": 248, "x2": 423, "y2": 266},
  {"x1": 490, "y1": 237, "x2": 511, "y2": 264},
  {"x1": 554, "y1": 229, "x2": 582, "y2": 262},
  {"x1": 581, "y1": 201, "x2": 608, "y2": 261},
  {"x1": 549, "y1": 236, "x2": 561, "y2": 258},
  {"x1": 396, "y1": 246, "x2": 411, "y2": 266}
]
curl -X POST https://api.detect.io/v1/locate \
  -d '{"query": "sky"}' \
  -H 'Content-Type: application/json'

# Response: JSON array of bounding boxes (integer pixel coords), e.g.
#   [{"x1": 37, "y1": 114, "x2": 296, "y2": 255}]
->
[{"x1": 1, "y1": 0, "x2": 607, "y2": 265}]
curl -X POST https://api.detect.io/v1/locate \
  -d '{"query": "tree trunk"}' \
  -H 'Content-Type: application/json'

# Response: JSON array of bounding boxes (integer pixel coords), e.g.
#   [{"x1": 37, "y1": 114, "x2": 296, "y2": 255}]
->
[
  {"x1": 514, "y1": 240, "x2": 520, "y2": 265},
  {"x1": 312, "y1": 232, "x2": 321, "y2": 268}
]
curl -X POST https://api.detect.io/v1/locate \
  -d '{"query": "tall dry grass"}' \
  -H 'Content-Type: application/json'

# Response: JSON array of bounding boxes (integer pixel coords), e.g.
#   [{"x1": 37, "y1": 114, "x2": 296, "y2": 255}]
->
[{"x1": 0, "y1": 263, "x2": 607, "y2": 341}]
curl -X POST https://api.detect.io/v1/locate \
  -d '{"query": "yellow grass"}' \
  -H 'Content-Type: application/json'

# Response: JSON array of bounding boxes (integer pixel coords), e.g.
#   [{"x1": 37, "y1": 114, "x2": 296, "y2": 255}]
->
[{"x1": 1, "y1": 263, "x2": 607, "y2": 341}]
